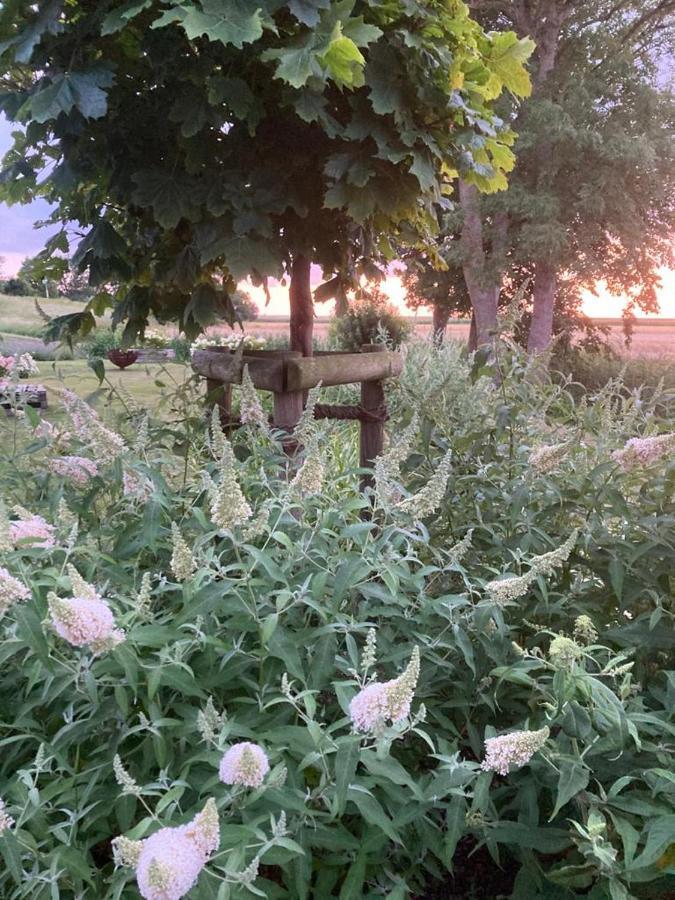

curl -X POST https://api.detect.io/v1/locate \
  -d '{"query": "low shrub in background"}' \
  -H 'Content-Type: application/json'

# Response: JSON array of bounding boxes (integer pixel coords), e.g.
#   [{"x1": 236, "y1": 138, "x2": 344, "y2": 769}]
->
[
  {"x1": 0, "y1": 342, "x2": 673, "y2": 900},
  {"x1": 329, "y1": 291, "x2": 411, "y2": 350},
  {"x1": 554, "y1": 348, "x2": 675, "y2": 396}
]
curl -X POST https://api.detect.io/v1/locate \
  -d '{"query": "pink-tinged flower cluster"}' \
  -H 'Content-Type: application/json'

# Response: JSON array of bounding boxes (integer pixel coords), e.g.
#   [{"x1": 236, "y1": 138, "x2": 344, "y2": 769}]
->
[
  {"x1": 349, "y1": 682, "x2": 392, "y2": 732},
  {"x1": 61, "y1": 389, "x2": 126, "y2": 462},
  {"x1": 123, "y1": 468, "x2": 153, "y2": 502},
  {"x1": 0, "y1": 565, "x2": 30, "y2": 618},
  {"x1": 349, "y1": 647, "x2": 420, "y2": 733},
  {"x1": 0, "y1": 352, "x2": 39, "y2": 378},
  {"x1": 48, "y1": 455, "x2": 99, "y2": 487},
  {"x1": 115, "y1": 800, "x2": 220, "y2": 900},
  {"x1": 480, "y1": 727, "x2": 550, "y2": 776},
  {"x1": 219, "y1": 742, "x2": 269, "y2": 788},
  {"x1": 612, "y1": 433, "x2": 675, "y2": 471},
  {"x1": 136, "y1": 830, "x2": 205, "y2": 900},
  {"x1": 49, "y1": 593, "x2": 124, "y2": 654},
  {"x1": 9, "y1": 513, "x2": 55, "y2": 549}
]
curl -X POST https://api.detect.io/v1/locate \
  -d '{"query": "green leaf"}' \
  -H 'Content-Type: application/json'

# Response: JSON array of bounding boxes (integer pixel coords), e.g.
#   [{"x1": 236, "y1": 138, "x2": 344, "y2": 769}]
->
[
  {"x1": 268, "y1": 627, "x2": 305, "y2": 679},
  {"x1": 360, "y1": 751, "x2": 420, "y2": 795},
  {"x1": 550, "y1": 759, "x2": 590, "y2": 821},
  {"x1": 607, "y1": 813, "x2": 639, "y2": 868},
  {"x1": 0, "y1": 1, "x2": 62, "y2": 63},
  {"x1": 87, "y1": 357, "x2": 105, "y2": 384},
  {"x1": 347, "y1": 788, "x2": 400, "y2": 844},
  {"x1": 184, "y1": 283, "x2": 225, "y2": 329},
  {"x1": 131, "y1": 170, "x2": 200, "y2": 229},
  {"x1": 166, "y1": 0, "x2": 264, "y2": 49},
  {"x1": 365, "y1": 45, "x2": 405, "y2": 116},
  {"x1": 631, "y1": 816, "x2": 675, "y2": 870},
  {"x1": 288, "y1": 0, "x2": 331, "y2": 27},
  {"x1": 309, "y1": 632, "x2": 337, "y2": 689},
  {"x1": 0, "y1": 831, "x2": 24, "y2": 884},
  {"x1": 207, "y1": 76, "x2": 260, "y2": 123},
  {"x1": 201, "y1": 235, "x2": 283, "y2": 280},
  {"x1": 29, "y1": 69, "x2": 114, "y2": 122},
  {"x1": 334, "y1": 736, "x2": 360, "y2": 815},
  {"x1": 484, "y1": 32, "x2": 535, "y2": 98},
  {"x1": 444, "y1": 795, "x2": 466, "y2": 869},
  {"x1": 409, "y1": 152, "x2": 436, "y2": 192},
  {"x1": 489, "y1": 822, "x2": 571, "y2": 853},
  {"x1": 264, "y1": 42, "x2": 322, "y2": 89},
  {"x1": 319, "y1": 30, "x2": 366, "y2": 88},
  {"x1": 14, "y1": 604, "x2": 51, "y2": 667},
  {"x1": 338, "y1": 842, "x2": 368, "y2": 900},
  {"x1": 101, "y1": 0, "x2": 153, "y2": 35},
  {"x1": 608, "y1": 558, "x2": 624, "y2": 602}
]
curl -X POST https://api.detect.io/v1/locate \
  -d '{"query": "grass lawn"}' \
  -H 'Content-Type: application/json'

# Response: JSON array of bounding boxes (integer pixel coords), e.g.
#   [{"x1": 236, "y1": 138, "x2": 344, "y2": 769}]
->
[
  {"x1": 1, "y1": 359, "x2": 192, "y2": 453},
  {"x1": 0, "y1": 294, "x2": 96, "y2": 337},
  {"x1": 37, "y1": 358, "x2": 190, "y2": 406}
]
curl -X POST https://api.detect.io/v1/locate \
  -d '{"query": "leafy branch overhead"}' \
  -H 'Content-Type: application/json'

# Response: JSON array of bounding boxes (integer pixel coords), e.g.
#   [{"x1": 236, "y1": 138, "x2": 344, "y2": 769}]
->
[{"x1": 0, "y1": 1, "x2": 534, "y2": 340}]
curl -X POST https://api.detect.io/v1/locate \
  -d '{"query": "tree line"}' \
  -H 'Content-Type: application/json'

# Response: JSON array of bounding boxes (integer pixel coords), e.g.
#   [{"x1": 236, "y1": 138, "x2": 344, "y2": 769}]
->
[{"x1": 0, "y1": 1, "x2": 673, "y2": 357}]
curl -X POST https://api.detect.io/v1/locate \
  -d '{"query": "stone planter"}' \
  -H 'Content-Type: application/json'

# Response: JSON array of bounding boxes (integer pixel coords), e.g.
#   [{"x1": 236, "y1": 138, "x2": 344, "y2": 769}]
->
[{"x1": 133, "y1": 348, "x2": 176, "y2": 363}]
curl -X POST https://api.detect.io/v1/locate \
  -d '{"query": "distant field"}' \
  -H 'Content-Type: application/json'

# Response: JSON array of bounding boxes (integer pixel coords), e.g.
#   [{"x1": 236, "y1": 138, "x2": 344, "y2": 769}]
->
[
  {"x1": 0, "y1": 295, "x2": 91, "y2": 336},
  {"x1": 1, "y1": 295, "x2": 673, "y2": 358},
  {"x1": 237, "y1": 317, "x2": 675, "y2": 359}
]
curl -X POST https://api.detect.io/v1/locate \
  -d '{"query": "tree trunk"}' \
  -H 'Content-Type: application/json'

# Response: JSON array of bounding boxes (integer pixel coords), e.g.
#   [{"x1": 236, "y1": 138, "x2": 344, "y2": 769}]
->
[
  {"x1": 468, "y1": 312, "x2": 477, "y2": 352},
  {"x1": 432, "y1": 304, "x2": 450, "y2": 345},
  {"x1": 289, "y1": 255, "x2": 313, "y2": 357},
  {"x1": 527, "y1": 262, "x2": 557, "y2": 354},
  {"x1": 459, "y1": 180, "x2": 500, "y2": 349}
]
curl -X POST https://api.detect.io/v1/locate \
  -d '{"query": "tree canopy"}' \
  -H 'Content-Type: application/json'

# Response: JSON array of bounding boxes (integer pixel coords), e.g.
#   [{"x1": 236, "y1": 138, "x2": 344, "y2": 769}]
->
[
  {"x1": 461, "y1": 0, "x2": 675, "y2": 350},
  {"x1": 0, "y1": 0, "x2": 533, "y2": 352}
]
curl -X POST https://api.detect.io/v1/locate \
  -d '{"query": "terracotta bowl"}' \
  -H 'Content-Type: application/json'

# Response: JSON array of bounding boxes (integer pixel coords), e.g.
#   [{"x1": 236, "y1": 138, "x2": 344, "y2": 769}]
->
[{"x1": 107, "y1": 349, "x2": 139, "y2": 370}]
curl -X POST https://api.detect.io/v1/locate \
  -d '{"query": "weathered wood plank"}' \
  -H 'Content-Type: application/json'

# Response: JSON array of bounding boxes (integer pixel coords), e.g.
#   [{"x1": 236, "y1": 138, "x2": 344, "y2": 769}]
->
[
  {"x1": 206, "y1": 379, "x2": 232, "y2": 430},
  {"x1": 191, "y1": 349, "x2": 286, "y2": 392},
  {"x1": 285, "y1": 350, "x2": 402, "y2": 390},
  {"x1": 359, "y1": 345, "x2": 386, "y2": 492}
]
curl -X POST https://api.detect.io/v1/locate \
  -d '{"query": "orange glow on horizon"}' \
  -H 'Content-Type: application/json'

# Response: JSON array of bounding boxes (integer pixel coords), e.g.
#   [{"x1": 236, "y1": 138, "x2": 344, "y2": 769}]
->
[{"x1": 247, "y1": 268, "x2": 675, "y2": 319}]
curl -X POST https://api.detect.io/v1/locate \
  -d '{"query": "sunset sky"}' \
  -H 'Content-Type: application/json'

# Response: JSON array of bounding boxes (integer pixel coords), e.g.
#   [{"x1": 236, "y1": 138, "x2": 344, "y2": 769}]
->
[{"x1": 1, "y1": 115, "x2": 673, "y2": 319}]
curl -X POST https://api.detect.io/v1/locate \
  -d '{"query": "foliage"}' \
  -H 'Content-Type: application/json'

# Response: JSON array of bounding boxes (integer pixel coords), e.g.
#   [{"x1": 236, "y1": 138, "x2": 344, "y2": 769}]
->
[
  {"x1": 405, "y1": 0, "x2": 675, "y2": 350},
  {"x1": 553, "y1": 348, "x2": 675, "y2": 399},
  {"x1": 58, "y1": 268, "x2": 97, "y2": 303},
  {"x1": 0, "y1": 342, "x2": 673, "y2": 899},
  {"x1": 2, "y1": 277, "x2": 33, "y2": 297},
  {"x1": 232, "y1": 290, "x2": 259, "y2": 323},
  {"x1": 81, "y1": 328, "x2": 121, "y2": 360},
  {"x1": 0, "y1": 1, "x2": 533, "y2": 343},
  {"x1": 329, "y1": 286, "x2": 411, "y2": 350}
]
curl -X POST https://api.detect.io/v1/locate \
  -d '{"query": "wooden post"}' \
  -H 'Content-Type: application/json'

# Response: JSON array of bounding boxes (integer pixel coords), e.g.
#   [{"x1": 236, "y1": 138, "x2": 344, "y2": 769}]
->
[
  {"x1": 359, "y1": 344, "x2": 386, "y2": 492},
  {"x1": 269, "y1": 351, "x2": 303, "y2": 454},
  {"x1": 206, "y1": 378, "x2": 232, "y2": 429}
]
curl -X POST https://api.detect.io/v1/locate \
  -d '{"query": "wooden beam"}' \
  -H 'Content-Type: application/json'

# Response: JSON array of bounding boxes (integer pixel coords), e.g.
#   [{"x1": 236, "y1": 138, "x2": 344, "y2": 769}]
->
[
  {"x1": 286, "y1": 350, "x2": 402, "y2": 391},
  {"x1": 359, "y1": 345, "x2": 386, "y2": 492},
  {"x1": 191, "y1": 349, "x2": 287, "y2": 392}
]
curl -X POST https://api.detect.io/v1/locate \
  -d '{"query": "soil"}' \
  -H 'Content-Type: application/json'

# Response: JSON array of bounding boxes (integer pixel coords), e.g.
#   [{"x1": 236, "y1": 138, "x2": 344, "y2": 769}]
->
[{"x1": 418, "y1": 837, "x2": 519, "y2": 900}]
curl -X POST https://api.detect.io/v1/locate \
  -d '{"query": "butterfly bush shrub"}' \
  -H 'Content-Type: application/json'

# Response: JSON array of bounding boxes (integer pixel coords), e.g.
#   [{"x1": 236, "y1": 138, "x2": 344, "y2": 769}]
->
[{"x1": 0, "y1": 344, "x2": 673, "y2": 900}]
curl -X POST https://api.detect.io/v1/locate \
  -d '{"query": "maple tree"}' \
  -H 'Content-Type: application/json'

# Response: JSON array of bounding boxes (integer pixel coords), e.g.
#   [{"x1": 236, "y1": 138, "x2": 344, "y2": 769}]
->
[
  {"x1": 456, "y1": 0, "x2": 675, "y2": 351},
  {"x1": 0, "y1": 1, "x2": 533, "y2": 354}
]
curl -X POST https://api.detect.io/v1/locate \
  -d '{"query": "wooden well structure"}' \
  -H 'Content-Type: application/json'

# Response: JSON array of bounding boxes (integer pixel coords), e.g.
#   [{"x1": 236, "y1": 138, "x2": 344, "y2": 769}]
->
[{"x1": 191, "y1": 344, "x2": 403, "y2": 488}]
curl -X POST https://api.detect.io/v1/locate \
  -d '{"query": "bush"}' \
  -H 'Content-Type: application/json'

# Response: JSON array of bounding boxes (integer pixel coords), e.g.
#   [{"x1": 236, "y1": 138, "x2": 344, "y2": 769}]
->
[
  {"x1": 554, "y1": 347, "x2": 675, "y2": 394},
  {"x1": 82, "y1": 328, "x2": 121, "y2": 359},
  {"x1": 330, "y1": 290, "x2": 411, "y2": 350},
  {"x1": 232, "y1": 289, "x2": 259, "y2": 323},
  {"x1": 0, "y1": 343, "x2": 673, "y2": 899},
  {"x1": 2, "y1": 278, "x2": 33, "y2": 296}
]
